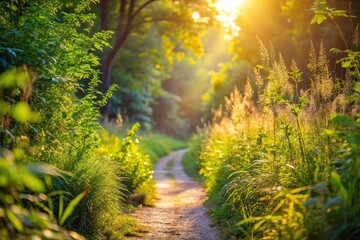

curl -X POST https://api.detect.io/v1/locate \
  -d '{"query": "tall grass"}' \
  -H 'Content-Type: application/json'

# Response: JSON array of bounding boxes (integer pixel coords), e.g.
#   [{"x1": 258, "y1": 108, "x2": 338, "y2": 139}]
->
[{"x1": 190, "y1": 38, "x2": 360, "y2": 239}]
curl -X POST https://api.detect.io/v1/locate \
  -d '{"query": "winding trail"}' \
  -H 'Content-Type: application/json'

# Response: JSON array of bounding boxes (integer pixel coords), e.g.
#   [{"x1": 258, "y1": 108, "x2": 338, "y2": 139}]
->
[{"x1": 129, "y1": 149, "x2": 220, "y2": 240}]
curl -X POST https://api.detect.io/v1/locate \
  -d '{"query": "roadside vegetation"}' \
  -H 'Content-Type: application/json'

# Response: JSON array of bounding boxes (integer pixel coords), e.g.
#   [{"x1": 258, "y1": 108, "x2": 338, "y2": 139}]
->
[
  {"x1": 0, "y1": 1, "x2": 188, "y2": 239},
  {"x1": 1, "y1": 0, "x2": 360, "y2": 239},
  {"x1": 186, "y1": 3, "x2": 360, "y2": 239}
]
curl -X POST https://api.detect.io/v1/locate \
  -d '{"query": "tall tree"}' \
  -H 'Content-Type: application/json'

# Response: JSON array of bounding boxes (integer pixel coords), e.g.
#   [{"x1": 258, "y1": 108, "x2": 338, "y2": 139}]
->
[{"x1": 99, "y1": 0, "x2": 215, "y2": 117}]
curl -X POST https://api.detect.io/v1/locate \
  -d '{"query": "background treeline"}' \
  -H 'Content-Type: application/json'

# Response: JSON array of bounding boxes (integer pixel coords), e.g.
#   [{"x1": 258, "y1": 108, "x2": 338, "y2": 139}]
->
[
  {"x1": 0, "y1": 0, "x2": 186, "y2": 239},
  {"x1": 185, "y1": 1, "x2": 360, "y2": 239},
  {"x1": 202, "y1": 0, "x2": 360, "y2": 118},
  {"x1": 94, "y1": 0, "x2": 360, "y2": 140}
]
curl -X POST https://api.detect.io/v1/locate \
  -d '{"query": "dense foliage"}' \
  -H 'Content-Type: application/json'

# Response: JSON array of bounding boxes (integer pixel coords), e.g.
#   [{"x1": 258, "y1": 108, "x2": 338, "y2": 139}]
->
[
  {"x1": 97, "y1": 0, "x2": 216, "y2": 134},
  {"x1": 0, "y1": 1, "x2": 164, "y2": 239},
  {"x1": 189, "y1": 3, "x2": 360, "y2": 239},
  {"x1": 202, "y1": 0, "x2": 360, "y2": 120},
  {"x1": 3, "y1": 0, "x2": 360, "y2": 239}
]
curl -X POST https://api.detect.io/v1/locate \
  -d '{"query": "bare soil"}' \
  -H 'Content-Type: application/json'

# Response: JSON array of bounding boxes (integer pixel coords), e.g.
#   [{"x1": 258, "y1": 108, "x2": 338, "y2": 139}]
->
[{"x1": 128, "y1": 149, "x2": 220, "y2": 240}]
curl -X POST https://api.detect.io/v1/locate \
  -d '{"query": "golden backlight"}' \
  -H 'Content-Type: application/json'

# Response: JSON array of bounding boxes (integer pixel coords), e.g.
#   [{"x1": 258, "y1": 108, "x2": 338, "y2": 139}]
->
[
  {"x1": 214, "y1": 0, "x2": 246, "y2": 39},
  {"x1": 215, "y1": 0, "x2": 246, "y2": 13}
]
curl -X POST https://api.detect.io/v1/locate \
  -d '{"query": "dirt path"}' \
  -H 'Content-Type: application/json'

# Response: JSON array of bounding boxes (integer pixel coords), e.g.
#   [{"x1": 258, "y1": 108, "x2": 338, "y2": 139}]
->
[{"x1": 129, "y1": 149, "x2": 220, "y2": 240}]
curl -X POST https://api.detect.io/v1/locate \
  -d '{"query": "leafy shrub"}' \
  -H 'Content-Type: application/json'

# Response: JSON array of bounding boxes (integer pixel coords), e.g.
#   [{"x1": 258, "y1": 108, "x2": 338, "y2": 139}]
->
[
  {"x1": 0, "y1": 1, "x2": 149, "y2": 239},
  {"x1": 98, "y1": 124, "x2": 154, "y2": 201},
  {"x1": 0, "y1": 150, "x2": 86, "y2": 240}
]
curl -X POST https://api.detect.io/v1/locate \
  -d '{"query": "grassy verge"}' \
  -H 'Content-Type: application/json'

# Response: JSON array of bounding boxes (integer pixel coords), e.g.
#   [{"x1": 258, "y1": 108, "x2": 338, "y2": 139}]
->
[
  {"x1": 192, "y1": 41, "x2": 360, "y2": 239},
  {"x1": 140, "y1": 132, "x2": 188, "y2": 163},
  {"x1": 182, "y1": 134, "x2": 203, "y2": 182}
]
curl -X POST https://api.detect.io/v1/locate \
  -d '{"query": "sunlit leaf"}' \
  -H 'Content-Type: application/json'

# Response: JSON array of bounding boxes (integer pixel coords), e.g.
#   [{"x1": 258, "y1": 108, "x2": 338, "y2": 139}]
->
[
  {"x1": 331, "y1": 171, "x2": 343, "y2": 189},
  {"x1": 0, "y1": 67, "x2": 29, "y2": 88},
  {"x1": 60, "y1": 187, "x2": 90, "y2": 225},
  {"x1": 311, "y1": 14, "x2": 327, "y2": 24},
  {"x1": 6, "y1": 209, "x2": 24, "y2": 232},
  {"x1": 11, "y1": 102, "x2": 39, "y2": 122},
  {"x1": 26, "y1": 164, "x2": 73, "y2": 177},
  {"x1": 330, "y1": 48, "x2": 341, "y2": 53},
  {"x1": 354, "y1": 82, "x2": 360, "y2": 93},
  {"x1": 341, "y1": 61, "x2": 351, "y2": 68},
  {"x1": 22, "y1": 170, "x2": 45, "y2": 192},
  {"x1": 330, "y1": 171, "x2": 347, "y2": 201}
]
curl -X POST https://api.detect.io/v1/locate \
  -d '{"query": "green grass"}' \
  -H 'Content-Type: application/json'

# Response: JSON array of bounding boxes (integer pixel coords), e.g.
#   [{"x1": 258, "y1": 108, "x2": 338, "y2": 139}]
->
[
  {"x1": 182, "y1": 135, "x2": 202, "y2": 182},
  {"x1": 140, "y1": 132, "x2": 188, "y2": 163}
]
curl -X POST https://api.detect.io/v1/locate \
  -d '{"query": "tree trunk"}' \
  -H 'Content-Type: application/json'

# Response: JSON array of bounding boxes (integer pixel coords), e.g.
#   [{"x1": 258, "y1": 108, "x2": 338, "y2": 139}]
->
[
  {"x1": 100, "y1": 60, "x2": 112, "y2": 117},
  {"x1": 100, "y1": 30, "x2": 131, "y2": 117},
  {"x1": 99, "y1": 0, "x2": 158, "y2": 118}
]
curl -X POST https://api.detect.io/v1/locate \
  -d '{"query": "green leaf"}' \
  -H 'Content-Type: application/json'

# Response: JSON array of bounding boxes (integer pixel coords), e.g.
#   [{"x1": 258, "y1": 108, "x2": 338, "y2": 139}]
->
[
  {"x1": 11, "y1": 102, "x2": 32, "y2": 122},
  {"x1": 341, "y1": 61, "x2": 351, "y2": 68},
  {"x1": 60, "y1": 187, "x2": 90, "y2": 226},
  {"x1": 345, "y1": 133, "x2": 360, "y2": 144},
  {"x1": 11, "y1": 102, "x2": 39, "y2": 123},
  {"x1": 332, "y1": 10, "x2": 348, "y2": 17},
  {"x1": 26, "y1": 164, "x2": 73, "y2": 177},
  {"x1": 317, "y1": 15, "x2": 327, "y2": 24},
  {"x1": 311, "y1": 14, "x2": 327, "y2": 24},
  {"x1": 0, "y1": 67, "x2": 29, "y2": 88},
  {"x1": 331, "y1": 171, "x2": 343, "y2": 190},
  {"x1": 330, "y1": 48, "x2": 341, "y2": 53},
  {"x1": 22, "y1": 170, "x2": 45, "y2": 192},
  {"x1": 330, "y1": 114, "x2": 358, "y2": 128},
  {"x1": 354, "y1": 82, "x2": 360, "y2": 93},
  {"x1": 331, "y1": 171, "x2": 347, "y2": 201},
  {"x1": 6, "y1": 209, "x2": 23, "y2": 232}
]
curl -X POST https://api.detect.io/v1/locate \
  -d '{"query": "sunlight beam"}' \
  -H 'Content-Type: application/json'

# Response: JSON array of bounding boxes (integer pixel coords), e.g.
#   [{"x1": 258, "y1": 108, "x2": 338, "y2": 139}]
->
[{"x1": 213, "y1": 0, "x2": 246, "y2": 39}]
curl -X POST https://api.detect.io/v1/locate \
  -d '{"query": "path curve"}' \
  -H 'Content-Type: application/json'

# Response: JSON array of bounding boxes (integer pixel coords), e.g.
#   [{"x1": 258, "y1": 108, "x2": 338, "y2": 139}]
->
[{"x1": 129, "y1": 149, "x2": 219, "y2": 240}]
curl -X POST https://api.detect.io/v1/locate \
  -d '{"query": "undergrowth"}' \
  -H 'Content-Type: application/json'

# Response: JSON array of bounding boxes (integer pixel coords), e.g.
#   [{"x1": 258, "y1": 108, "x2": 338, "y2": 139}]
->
[
  {"x1": 0, "y1": 1, "x2": 156, "y2": 239},
  {"x1": 188, "y1": 4, "x2": 360, "y2": 239}
]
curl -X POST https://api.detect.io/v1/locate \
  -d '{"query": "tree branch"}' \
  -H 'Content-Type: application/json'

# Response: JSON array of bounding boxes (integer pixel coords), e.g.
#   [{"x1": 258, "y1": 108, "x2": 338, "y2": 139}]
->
[
  {"x1": 115, "y1": 0, "x2": 128, "y2": 41},
  {"x1": 131, "y1": 17, "x2": 180, "y2": 29},
  {"x1": 131, "y1": 0, "x2": 160, "y2": 22},
  {"x1": 127, "y1": 0, "x2": 136, "y2": 26}
]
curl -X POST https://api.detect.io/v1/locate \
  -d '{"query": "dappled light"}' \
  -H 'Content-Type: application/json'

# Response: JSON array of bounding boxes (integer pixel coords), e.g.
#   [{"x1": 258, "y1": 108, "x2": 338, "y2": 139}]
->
[{"x1": 214, "y1": 0, "x2": 246, "y2": 38}]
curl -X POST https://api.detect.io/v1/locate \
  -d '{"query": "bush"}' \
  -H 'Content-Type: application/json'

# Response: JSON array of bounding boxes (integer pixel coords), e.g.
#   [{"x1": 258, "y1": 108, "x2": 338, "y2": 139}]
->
[{"x1": 0, "y1": 1, "x2": 150, "y2": 239}]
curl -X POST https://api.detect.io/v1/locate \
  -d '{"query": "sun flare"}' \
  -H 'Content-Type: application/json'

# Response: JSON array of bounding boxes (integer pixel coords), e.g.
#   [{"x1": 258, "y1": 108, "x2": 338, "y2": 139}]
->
[
  {"x1": 215, "y1": 0, "x2": 246, "y2": 13},
  {"x1": 214, "y1": 0, "x2": 246, "y2": 39}
]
